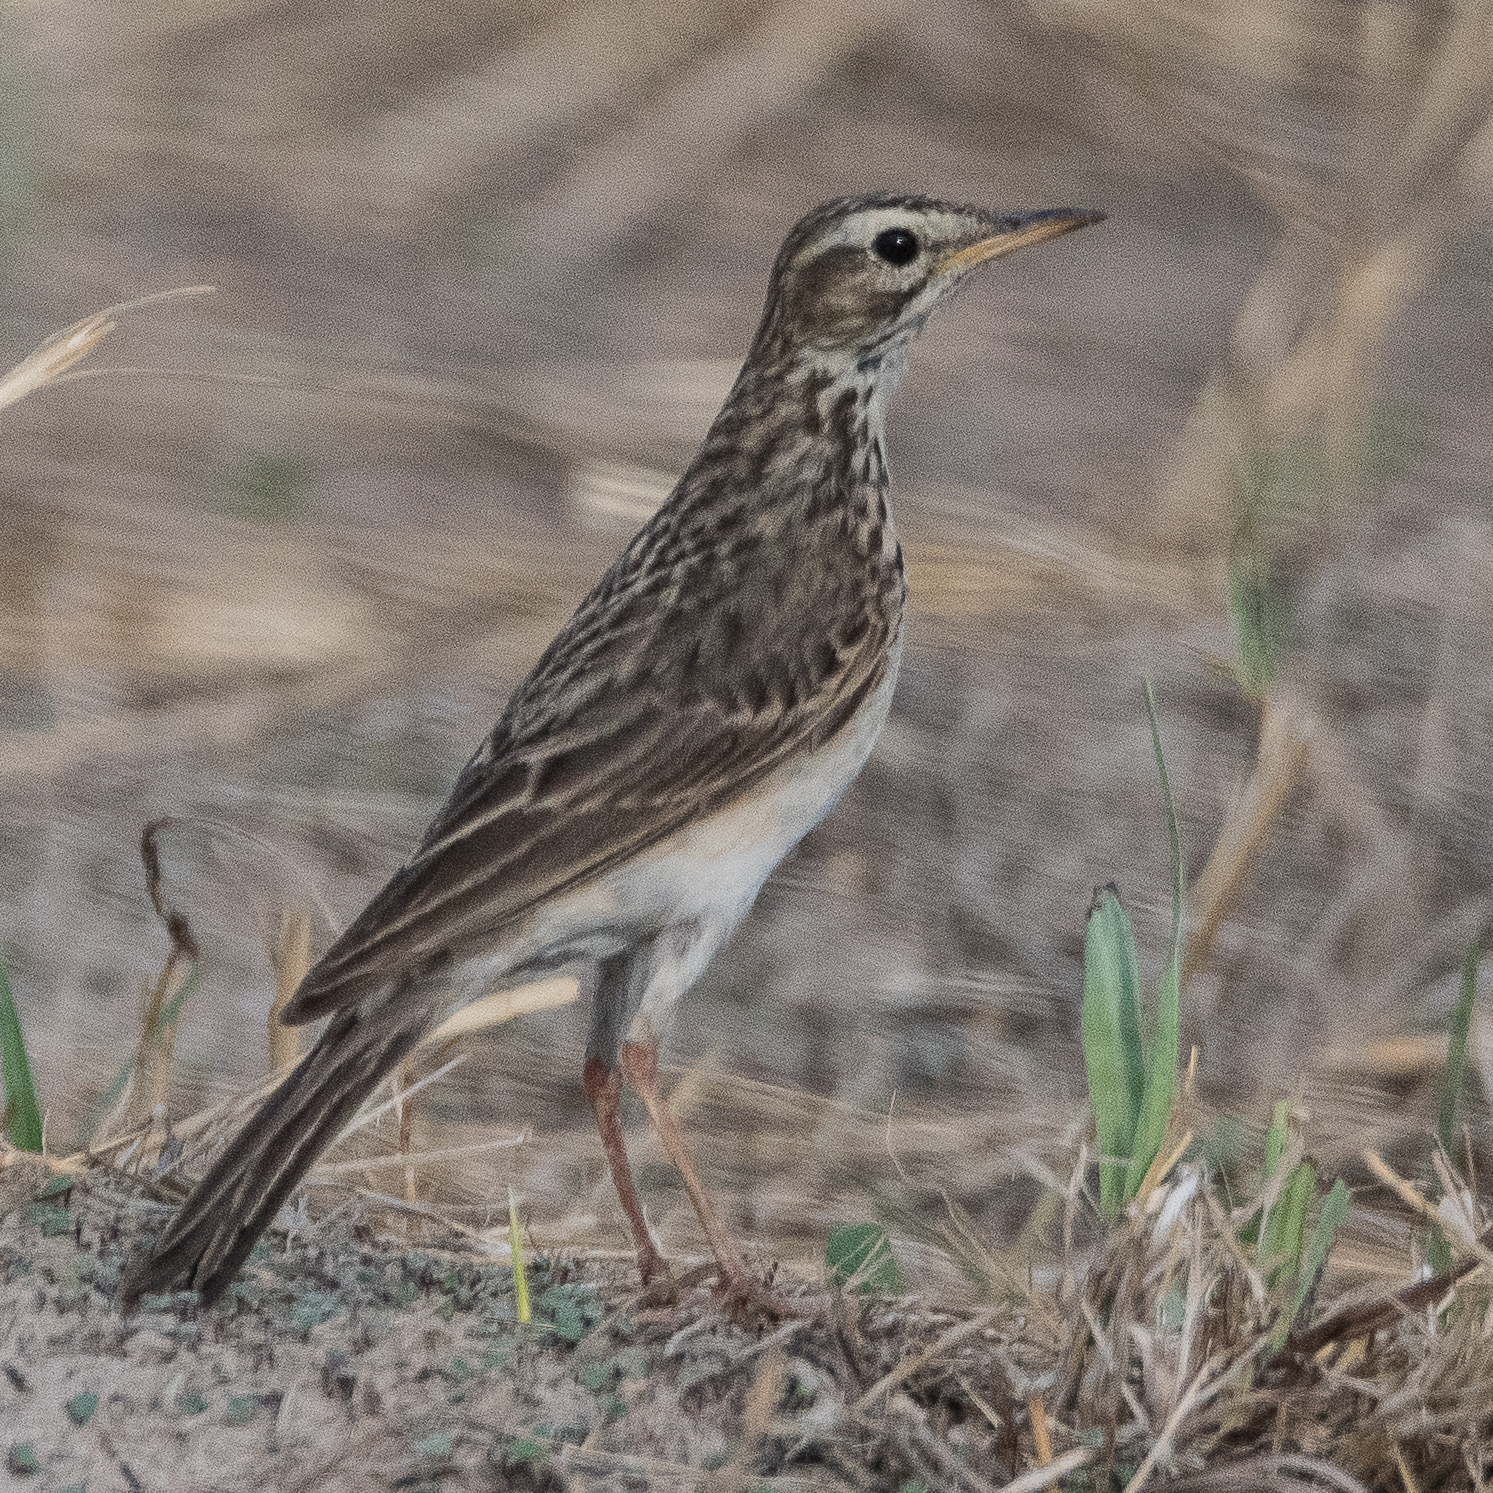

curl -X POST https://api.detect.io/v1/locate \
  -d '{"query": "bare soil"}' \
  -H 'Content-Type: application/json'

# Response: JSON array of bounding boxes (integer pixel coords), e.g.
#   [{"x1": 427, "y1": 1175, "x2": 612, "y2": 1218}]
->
[{"x1": 0, "y1": 1152, "x2": 1030, "y2": 1493}]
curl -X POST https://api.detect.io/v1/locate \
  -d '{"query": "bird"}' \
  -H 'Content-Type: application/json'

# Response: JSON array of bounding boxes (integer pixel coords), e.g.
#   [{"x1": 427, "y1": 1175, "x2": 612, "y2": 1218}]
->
[{"x1": 119, "y1": 192, "x2": 1102, "y2": 1315}]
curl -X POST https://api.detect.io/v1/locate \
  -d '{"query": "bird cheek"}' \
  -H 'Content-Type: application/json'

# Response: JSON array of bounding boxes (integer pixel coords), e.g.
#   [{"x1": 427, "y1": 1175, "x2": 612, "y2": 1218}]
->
[
  {"x1": 802, "y1": 285, "x2": 912, "y2": 348},
  {"x1": 784, "y1": 279, "x2": 858, "y2": 344}
]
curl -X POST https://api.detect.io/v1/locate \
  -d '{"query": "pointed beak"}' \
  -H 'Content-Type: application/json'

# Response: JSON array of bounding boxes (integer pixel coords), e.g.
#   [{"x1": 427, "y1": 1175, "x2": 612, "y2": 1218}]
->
[{"x1": 938, "y1": 207, "x2": 1105, "y2": 275}]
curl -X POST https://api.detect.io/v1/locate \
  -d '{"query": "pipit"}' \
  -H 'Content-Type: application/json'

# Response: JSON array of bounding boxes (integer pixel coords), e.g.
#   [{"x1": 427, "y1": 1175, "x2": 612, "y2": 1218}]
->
[{"x1": 121, "y1": 192, "x2": 1101, "y2": 1314}]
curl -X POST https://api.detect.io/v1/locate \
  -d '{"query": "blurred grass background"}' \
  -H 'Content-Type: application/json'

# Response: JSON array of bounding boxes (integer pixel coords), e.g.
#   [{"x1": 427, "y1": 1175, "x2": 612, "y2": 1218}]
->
[{"x1": 3, "y1": 0, "x2": 1493, "y2": 1272}]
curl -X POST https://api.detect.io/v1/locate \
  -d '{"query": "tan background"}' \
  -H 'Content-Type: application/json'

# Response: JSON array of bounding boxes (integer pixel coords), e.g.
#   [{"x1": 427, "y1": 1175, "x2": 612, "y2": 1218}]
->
[{"x1": 3, "y1": 0, "x2": 1493, "y2": 1265}]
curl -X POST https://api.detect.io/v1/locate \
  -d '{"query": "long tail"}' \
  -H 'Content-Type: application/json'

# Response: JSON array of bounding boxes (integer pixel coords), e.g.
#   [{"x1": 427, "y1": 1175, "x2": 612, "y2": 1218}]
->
[{"x1": 119, "y1": 996, "x2": 430, "y2": 1310}]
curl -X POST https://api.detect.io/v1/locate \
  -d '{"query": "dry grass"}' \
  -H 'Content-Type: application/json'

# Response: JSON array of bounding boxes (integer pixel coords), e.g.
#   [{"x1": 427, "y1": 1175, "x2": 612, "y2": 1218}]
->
[
  {"x1": 8, "y1": 778, "x2": 1482, "y2": 1489},
  {"x1": 8, "y1": 1073, "x2": 1493, "y2": 1490},
  {"x1": 10, "y1": 794, "x2": 1490, "y2": 1490},
  {"x1": 0, "y1": 286, "x2": 212, "y2": 415},
  {"x1": 8, "y1": 800, "x2": 1486, "y2": 1489}
]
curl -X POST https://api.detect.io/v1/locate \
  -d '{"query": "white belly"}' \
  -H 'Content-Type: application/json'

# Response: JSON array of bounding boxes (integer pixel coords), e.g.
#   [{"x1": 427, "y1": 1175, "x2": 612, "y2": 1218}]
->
[
  {"x1": 585, "y1": 638, "x2": 901, "y2": 935},
  {"x1": 449, "y1": 638, "x2": 902, "y2": 1016}
]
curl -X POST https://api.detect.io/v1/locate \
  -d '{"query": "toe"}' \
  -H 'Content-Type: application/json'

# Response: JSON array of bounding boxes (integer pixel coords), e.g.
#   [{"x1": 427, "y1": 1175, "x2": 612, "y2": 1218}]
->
[{"x1": 715, "y1": 1268, "x2": 803, "y2": 1324}]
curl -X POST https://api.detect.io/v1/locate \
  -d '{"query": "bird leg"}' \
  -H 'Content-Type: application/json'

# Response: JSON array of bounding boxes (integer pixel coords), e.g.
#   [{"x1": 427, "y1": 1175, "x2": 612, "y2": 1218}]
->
[
  {"x1": 583, "y1": 1056, "x2": 670, "y2": 1285},
  {"x1": 619, "y1": 1039, "x2": 782, "y2": 1314}
]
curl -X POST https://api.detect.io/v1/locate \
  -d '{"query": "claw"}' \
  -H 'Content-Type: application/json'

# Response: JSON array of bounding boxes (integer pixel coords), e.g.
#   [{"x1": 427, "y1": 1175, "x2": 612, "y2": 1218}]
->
[
  {"x1": 636, "y1": 1243, "x2": 671, "y2": 1288},
  {"x1": 714, "y1": 1267, "x2": 804, "y2": 1325},
  {"x1": 636, "y1": 1273, "x2": 683, "y2": 1309}
]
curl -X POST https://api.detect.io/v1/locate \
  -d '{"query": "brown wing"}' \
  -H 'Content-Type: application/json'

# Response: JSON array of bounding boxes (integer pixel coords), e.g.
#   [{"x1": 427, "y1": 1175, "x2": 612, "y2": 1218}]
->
[{"x1": 284, "y1": 512, "x2": 901, "y2": 1023}]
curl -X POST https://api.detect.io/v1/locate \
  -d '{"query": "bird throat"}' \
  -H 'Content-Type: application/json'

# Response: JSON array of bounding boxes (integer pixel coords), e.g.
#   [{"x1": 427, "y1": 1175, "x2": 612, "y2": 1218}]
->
[
  {"x1": 792, "y1": 341, "x2": 906, "y2": 563},
  {"x1": 671, "y1": 334, "x2": 911, "y2": 586}
]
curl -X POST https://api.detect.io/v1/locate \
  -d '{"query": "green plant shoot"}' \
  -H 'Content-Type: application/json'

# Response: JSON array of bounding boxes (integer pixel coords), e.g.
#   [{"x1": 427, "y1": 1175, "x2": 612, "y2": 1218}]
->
[
  {"x1": 1438, "y1": 938, "x2": 1480, "y2": 1161},
  {"x1": 1081, "y1": 684, "x2": 1184, "y2": 1219},
  {"x1": 1255, "y1": 1100, "x2": 1351, "y2": 1343},
  {"x1": 508, "y1": 1187, "x2": 531, "y2": 1324},
  {"x1": 825, "y1": 1222, "x2": 905, "y2": 1294},
  {"x1": 1229, "y1": 560, "x2": 1290, "y2": 701},
  {"x1": 1262, "y1": 1158, "x2": 1316, "y2": 1290},
  {"x1": 1082, "y1": 889, "x2": 1144, "y2": 1218},
  {"x1": 1426, "y1": 937, "x2": 1480, "y2": 1274},
  {"x1": 1288, "y1": 1178, "x2": 1351, "y2": 1330},
  {"x1": 1124, "y1": 683, "x2": 1183, "y2": 1202},
  {"x1": 0, "y1": 949, "x2": 42, "y2": 1152}
]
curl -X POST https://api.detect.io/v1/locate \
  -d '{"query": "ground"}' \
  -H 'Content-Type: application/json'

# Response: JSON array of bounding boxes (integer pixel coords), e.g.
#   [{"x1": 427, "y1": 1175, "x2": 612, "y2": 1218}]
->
[{"x1": 0, "y1": 1152, "x2": 1034, "y2": 1493}]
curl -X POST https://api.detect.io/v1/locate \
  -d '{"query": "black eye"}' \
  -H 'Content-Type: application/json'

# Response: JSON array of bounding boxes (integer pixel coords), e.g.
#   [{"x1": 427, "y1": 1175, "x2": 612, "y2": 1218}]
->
[{"x1": 871, "y1": 227, "x2": 920, "y2": 266}]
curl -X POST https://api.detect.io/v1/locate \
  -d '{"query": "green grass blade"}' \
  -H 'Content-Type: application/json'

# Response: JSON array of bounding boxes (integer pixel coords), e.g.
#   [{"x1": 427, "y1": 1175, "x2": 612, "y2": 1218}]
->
[
  {"x1": 1263, "y1": 1099, "x2": 1289, "y2": 1181},
  {"x1": 1082, "y1": 889, "x2": 1145, "y2": 1218},
  {"x1": 1425, "y1": 1222, "x2": 1453, "y2": 1276},
  {"x1": 1228, "y1": 559, "x2": 1290, "y2": 701},
  {"x1": 1438, "y1": 939, "x2": 1480, "y2": 1160},
  {"x1": 508, "y1": 1187, "x2": 531, "y2": 1324},
  {"x1": 1289, "y1": 1178, "x2": 1350, "y2": 1329},
  {"x1": 1262, "y1": 1159, "x2": 1316, "y2": 1291},
  {"x1": 0, "y1": 949, "x2": 43, "y2": 1152},
  {"x1": 159, "y1": 964, "x2": 201, "y2": 1028},
  {"x1": 1143, "y1": 680, "x2": 1184, "y2": 972},
  {"x1": 1123, "y1": 953, "x2": 1180, "y2": 1203},
  {"x1": 1242, "y1": 1099, "x2": 1293, "y2": 1250},
  {"x1": 1104, "y1": 686, "x2": 1185, "y2": 1208},
  {"x1": 825, "y1": 1223, "x2": 905, "y2": 1294}
]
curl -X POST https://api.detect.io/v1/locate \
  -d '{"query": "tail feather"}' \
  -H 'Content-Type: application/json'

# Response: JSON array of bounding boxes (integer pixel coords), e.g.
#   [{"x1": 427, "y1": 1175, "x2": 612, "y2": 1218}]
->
[{"x1": 119, "y1": 996, "x2": 430, "y2": 1310}]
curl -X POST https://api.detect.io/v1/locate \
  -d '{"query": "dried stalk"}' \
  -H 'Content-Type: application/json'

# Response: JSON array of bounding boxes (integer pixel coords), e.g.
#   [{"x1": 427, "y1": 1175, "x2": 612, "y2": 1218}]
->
[
  {"x1": 0, "y1": 286, "x2": 212, "y2": 415},
  {"x1": 1183, "y1": 698, "x2": 1314, "y2": 988},
  {"x1": 104, "y1": 822, "x2": 201, "y2": 1144}
]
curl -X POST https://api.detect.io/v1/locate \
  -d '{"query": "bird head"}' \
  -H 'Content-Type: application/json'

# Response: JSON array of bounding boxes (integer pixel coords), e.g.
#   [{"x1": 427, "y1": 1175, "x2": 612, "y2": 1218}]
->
[{"x1": 753, "y1": 193, "x2": 1103, "y2": 366}]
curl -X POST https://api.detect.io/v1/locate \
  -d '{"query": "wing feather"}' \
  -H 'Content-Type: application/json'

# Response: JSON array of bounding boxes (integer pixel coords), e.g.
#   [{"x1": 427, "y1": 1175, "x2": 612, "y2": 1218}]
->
[{"x1": 284, "y1": 497, "x2": 902, "y2": 1023}]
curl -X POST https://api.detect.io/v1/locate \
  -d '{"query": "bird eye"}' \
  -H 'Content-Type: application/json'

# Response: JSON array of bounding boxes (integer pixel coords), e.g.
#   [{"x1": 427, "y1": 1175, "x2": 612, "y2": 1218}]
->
[{"x1": 871, "y1": 227, "x2": 920, "y2": 266}]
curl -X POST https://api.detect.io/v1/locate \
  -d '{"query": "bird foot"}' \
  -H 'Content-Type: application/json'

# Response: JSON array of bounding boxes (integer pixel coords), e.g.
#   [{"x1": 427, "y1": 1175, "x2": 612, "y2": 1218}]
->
[
  {"x1": 637, "y1": 1246, "x2": 671, "y2": 1286},
  {"x1": 634, "y1": 1269, "x2": 680, "y2": 1308},
  {"x1": 714, "y1": 1266, "x2": 804, "y2": 1325},
  {"x1": 634, "y1": 1259, "x2": 716, "y2": 1310}
]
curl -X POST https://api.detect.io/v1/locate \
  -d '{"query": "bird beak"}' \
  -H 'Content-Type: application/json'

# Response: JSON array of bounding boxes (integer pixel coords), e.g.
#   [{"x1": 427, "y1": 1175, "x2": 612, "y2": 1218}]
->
[{"x1": 938, "y1": 208, "x2": 1105, "y2": 276}]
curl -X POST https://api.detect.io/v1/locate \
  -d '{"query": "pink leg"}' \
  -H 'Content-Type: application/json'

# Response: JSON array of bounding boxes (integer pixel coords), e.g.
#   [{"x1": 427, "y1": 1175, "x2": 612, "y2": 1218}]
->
[
  {"x1": 583, "y1": 1056, "x2": 670, "y2": 1285},
  {"x1": 619, "y1": 1040, "x2": 784, "y2": 1314}
]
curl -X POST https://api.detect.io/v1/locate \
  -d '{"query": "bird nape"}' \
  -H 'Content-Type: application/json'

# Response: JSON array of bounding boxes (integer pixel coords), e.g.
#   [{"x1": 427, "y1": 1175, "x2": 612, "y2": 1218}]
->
[{"x1": 119, "y1": 192, "x2": 1102, "y2": 1319}]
